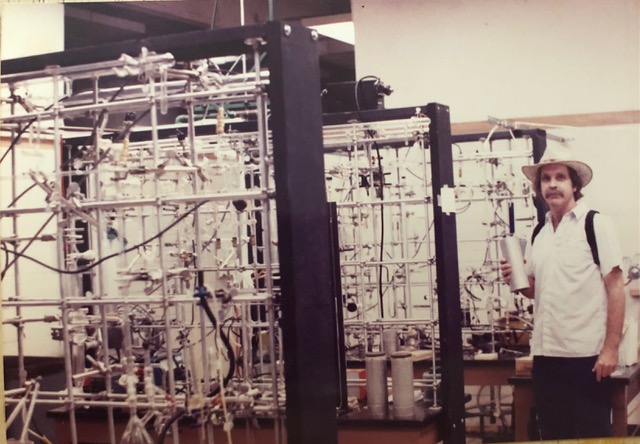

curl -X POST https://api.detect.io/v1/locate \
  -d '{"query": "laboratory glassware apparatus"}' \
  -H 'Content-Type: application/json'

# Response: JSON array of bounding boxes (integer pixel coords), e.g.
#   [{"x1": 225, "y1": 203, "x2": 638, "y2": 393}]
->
[
  {"x1": 323, "y1": 112, "x2": 441, "y2": 401},
  {"x1": 451, "y1": 128, "x2": 546, "y2": 436},
  {"x1": 323, "y1": 104, "x2": 467, "y2": 443},
  {"x1": 1, "y1": 22, "x2": 340, "y2": 444},
  {"x1": 451, "y1": 128, "x2": 546, "y2": 355}
]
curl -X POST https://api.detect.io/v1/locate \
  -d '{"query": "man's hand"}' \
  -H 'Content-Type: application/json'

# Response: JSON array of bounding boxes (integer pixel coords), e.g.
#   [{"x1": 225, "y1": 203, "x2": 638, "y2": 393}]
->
[
  {"x1": 499, "y1": 259, "x2": 512, "y2": 285},
  {"x1": 500, "y1": 259, "x2": 534, "y2": 298},
  {"x1": 594, "y1": 267, "x2": 625, "y2": 382},
  {"x1": 593, "y1": 346, "x2": 619, "y2": 382}
]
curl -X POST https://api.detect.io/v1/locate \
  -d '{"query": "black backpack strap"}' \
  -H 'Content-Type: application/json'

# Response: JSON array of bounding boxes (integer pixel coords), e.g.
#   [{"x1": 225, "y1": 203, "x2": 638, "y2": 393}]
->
[
  {"x1": 531, "y1": 220, "x2": 545, "y2": 245},
  {"x1": 585, "y1": 210, "x2": 600, "y2": 266}
]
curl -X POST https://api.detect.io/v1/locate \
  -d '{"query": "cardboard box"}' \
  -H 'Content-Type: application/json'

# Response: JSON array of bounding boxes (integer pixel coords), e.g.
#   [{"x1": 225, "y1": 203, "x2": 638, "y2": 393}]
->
[
  {"x1": 515, "y1": 356, "x2": 533, "y2": 376},
  {"x1": 346, "y1": 368, "x2": 367, "y2": 400}
]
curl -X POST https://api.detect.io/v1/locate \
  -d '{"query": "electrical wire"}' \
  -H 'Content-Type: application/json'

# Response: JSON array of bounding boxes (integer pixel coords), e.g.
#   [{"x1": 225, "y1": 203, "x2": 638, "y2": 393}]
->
[
  {"x1": 2, "y1": 77, "x2": 136, "y2": 215},
  {"x1": 198, "y1": 296, "x2": 236, "y2": 388},
  {"x1": 156, "y1": 410, "x2": 186, "y2": 444},
  {"x1": 0, "y1": 201, "x2": 207, "y2": 275},
  {"x1": 1, "y1": 212, "x2": 56, "y2": 280},
  {"x1": 0, "y1": 103, "x2": 56, "y2": 167},
  {"x1": 2, "y1": 74, "x2": 132, "y2": 170},
  {"x1": 355, "y1": 75, "x2": 387, "y2": 317},
  {"x1": 4, "y1": 183, "x2": 38, "y2": 209}
]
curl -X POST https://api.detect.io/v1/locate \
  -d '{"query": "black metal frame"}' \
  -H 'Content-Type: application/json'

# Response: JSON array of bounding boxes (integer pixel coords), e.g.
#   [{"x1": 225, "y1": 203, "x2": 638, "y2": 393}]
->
[
  {"x1": 265, "y1": 22, "x2": 339, "y2": 444},
  {"x1": 328, "y1": 202, "x2": 349, "y2": 413},
  {"x1": 3, "y1": 22, "x2": 338, "y2": 444},
  {"x1": 427, "y1": 103, "x2": 465, "y2": 444}
]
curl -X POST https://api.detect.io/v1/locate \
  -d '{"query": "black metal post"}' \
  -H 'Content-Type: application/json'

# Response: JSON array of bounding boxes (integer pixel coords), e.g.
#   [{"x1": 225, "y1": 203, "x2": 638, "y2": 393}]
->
[
  {"x1": 529, "y1": 129, "x2": 548, "y2": 224},
  {"x1": 267, "y1": 22, "x2": 339, "y2": 444},
  {"x1": 328, "y1": 202, "x2": 348, "y2": 412},
  {"x1": 426, "y1": 103, "x2": 466, "y2": 444}
]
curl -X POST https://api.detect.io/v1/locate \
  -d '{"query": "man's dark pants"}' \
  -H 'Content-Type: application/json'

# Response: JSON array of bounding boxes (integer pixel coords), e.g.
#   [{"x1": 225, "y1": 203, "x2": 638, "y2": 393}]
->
[{"x1": 532, "y1": 355, "x2": 612, "y2": 440}]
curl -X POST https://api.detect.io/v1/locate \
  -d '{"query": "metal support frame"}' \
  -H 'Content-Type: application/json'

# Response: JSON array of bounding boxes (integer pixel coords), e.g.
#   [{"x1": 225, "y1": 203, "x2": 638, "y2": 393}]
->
[
  {"x1": 427, "y1": 103, "x2": 466, "y2": 444},
  {"x1": 266, "y1": 22, "x2": 338, "y2": 444},
  {"x1": 328, "y1": 202, "x2": 349, "y2": 413},
  {"x1": 323, "y1": 103, "x2": 465, "y2": 443},
  {"x1": 451, "y1": 129, "x2": 548, "y2": 224},
  {"x1": 2, "y1": 21, "x2": 338, "y2": 444},
  {"x1": 529, "y1": 130, "x2": 548, "y2": 223}
]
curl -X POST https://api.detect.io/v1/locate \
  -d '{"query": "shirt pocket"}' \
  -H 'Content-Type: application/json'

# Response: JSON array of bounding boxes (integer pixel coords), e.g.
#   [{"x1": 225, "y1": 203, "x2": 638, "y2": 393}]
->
[{"x1": 558, "y1": 234, "x2": 592, "y2": 270}]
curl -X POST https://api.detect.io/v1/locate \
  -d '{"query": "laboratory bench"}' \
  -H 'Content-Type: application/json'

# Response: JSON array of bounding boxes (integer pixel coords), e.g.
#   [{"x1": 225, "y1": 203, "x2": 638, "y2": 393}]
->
[{"x1": 48, "y1": 401, "x2": 441, "y2": 444}]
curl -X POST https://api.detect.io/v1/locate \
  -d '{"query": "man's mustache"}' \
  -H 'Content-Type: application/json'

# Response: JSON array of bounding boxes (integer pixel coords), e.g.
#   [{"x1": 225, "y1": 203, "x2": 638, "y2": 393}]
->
[{"x1": 545, "y1": 191, "x2": 564, "y2": 198}]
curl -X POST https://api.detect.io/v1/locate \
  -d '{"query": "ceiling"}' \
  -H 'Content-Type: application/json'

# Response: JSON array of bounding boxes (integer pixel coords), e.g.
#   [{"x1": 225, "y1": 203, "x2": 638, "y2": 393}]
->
[{"x1": 64, "y1": 1, "x2": 355, "y2": 84}]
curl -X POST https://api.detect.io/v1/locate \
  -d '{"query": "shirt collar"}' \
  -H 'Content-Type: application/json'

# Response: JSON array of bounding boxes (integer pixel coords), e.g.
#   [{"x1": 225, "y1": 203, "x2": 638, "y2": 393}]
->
[
  {"x1": 544, "y1": 201, "x2": 588, "y2": 223},
  {"x1": 570, "y1": 201, "x2": 588, "y2": 220}
]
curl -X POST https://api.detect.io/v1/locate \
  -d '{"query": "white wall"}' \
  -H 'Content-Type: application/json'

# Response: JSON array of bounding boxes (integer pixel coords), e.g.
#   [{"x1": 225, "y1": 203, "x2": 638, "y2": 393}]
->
[
  {"x1": 352, "y1": 0, "x2": 640, "y2": 122},
  {"x1": 1, "y1": 3, "x2": 64, "y2": 60},
  {"x1": 1, "y1": 4, "x2": 65, "y2": 357},
  {"x1": 1, "y1": 145, "x2": 64, "y2": 358},
  {"x1": 351, "y1": 0, "x2": 640, "y2": 265},
  {"x1": 352, "y1": 0, "x2": 640, "y2": 350}
]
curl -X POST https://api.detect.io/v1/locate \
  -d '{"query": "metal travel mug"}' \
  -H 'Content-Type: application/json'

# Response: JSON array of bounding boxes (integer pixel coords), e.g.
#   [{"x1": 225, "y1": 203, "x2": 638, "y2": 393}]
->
[{"x1": 500, "y1": 235, "x2": 529, "y2": 292}]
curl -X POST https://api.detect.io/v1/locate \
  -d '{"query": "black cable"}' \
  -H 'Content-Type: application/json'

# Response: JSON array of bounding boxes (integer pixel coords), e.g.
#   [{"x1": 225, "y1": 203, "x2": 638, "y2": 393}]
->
[
  {"x1": 201, "y1": 202, "x2": 230, "y2": 252},
  {"x1": 353, "y1": 75, "x2": 380, "y2": 113},
  {"x1": 0, "y1": 104, "x2": 56, "y2": 167},
  {"x1": 112, "y1": 109, "x2": 150, "y2": 143},
  {"x1": 0, "y1": 201, "x2": 207, "y2": 275},
  {"x1": 88, "y1": 77, "x2": 136, "y2": 144},
  {"x1": 1, "y1": 242, "x2": 9, "y2": 278},
  {"x1": 355, "y1": 75, "x2": 386, "y2": 317},
  {"x1": 156, "y1": 410, "x2": 185, "y2": 444},
  {"x1": 65, "y1": 79, "x2": 144, "y2": 196},
  {"x1": 1, "y1": 213, "x2": 56, "y2": 280},
  {"x1": 3, "y1": 78, "x2": 135, "y2": 213},
  {"x1": 463, "y1": 275, "x2": 484, "y2": 301},
  {"x1": 373, "y1": 142, "x2": 385, "y2": 317},
  {"x1": 195, "y1": 292, "x2": 236, "y2": 387},
  {"x1": 5, "y1": 183, "x2": 38, "y2": 209}
]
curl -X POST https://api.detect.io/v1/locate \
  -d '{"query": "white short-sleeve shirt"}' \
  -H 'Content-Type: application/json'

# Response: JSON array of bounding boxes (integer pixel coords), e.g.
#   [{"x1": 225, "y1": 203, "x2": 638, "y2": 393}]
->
[{"x1": 524, "y1": 202, "x2": 622, "y2": 357}]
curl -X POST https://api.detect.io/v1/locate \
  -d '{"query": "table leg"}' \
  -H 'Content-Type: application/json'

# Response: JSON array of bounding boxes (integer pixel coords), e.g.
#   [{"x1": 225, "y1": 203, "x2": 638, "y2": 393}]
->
[
  {"x1": 513, "y1": 384, "x2": 535, "y2": 441},
  {"x1": 611, "y1": 384, "x2": 627, "y2": 437}
]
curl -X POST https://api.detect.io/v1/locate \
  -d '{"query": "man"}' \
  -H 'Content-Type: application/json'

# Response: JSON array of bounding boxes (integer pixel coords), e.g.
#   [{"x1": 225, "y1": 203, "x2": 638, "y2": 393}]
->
[{"x1": 501, "y1": 144, "x2": 625, "y2": 439}]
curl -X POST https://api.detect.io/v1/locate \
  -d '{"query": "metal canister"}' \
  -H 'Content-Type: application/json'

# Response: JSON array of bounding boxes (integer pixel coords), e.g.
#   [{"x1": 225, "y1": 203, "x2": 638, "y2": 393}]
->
[
  {"x1": 391, "y1": 351, "x2": 414, "y2": 419},
  {"x1": 365, "y1": 351, "x2": 388, "y2": 417}
]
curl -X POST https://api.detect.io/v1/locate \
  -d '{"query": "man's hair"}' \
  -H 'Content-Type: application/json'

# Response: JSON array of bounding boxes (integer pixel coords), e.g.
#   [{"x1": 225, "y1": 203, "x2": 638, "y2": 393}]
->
[{"x1": 534, "y1": 165, "x2": 584, "y2": 201}]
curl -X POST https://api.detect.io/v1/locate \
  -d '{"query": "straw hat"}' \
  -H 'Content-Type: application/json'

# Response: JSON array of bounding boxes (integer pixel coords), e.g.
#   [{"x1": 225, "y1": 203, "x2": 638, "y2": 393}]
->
[{"x1": 522, "y1": 144, "x2": 593, "y2": 186}]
